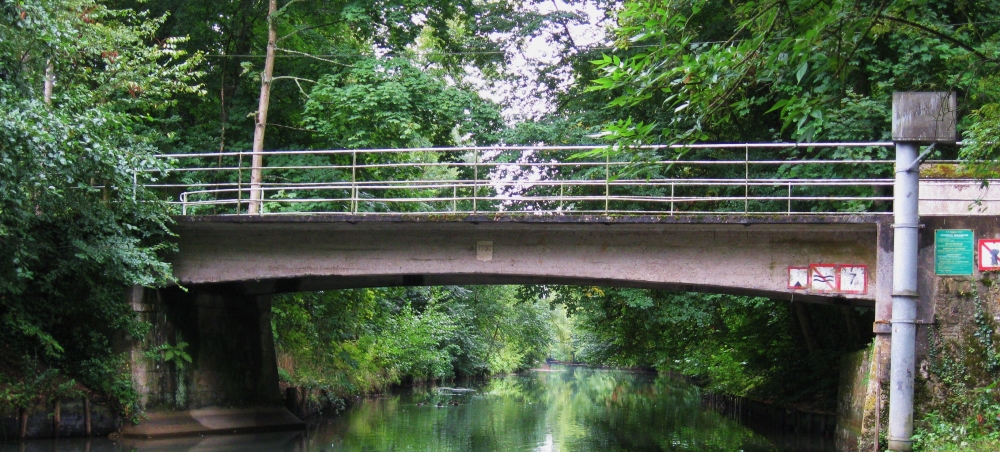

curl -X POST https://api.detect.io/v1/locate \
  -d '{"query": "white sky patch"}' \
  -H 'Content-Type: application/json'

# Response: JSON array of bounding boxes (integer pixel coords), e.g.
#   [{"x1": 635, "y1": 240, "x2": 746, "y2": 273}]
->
[{"x1": 472, "y1": 0, "x2": 611, "y2": 121}]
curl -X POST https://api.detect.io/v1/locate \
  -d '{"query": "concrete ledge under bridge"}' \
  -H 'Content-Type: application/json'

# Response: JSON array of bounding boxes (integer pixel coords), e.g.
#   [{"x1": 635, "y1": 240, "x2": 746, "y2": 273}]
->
[{"x1": 169, "y1": 214, "x2": 888, "y2": 307}]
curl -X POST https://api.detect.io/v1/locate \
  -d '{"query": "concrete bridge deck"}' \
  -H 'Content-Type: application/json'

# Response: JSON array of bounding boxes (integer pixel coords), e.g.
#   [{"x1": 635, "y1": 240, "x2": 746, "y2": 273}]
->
[{"x1": 170, "y1": 213, "x2": 889, "y2": 307}]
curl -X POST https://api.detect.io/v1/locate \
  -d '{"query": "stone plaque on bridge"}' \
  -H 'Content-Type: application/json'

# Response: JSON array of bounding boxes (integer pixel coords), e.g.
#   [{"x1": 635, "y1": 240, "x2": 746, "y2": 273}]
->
[
  {"x1": 935, "y1": 229, "x2": 974, "y2": 276},
  {"x1": 477, "y1": 241, "x2": 493, "y2": 261}
]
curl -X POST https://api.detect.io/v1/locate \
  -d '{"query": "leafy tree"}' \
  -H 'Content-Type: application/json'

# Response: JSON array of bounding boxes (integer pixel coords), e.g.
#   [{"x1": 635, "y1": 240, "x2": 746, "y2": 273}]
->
[
  {"x1": 272, "y1": 286, "x2": 552, "y2": 397},
  {"x1": 531, "y1": 285, "x2": 873, "y2": 408},
  {"x1": 0, "y1": 0, "x2": 203, "y2": 414},
  {"x1": 588, "y1": 0, "x2": 1000, "y2": 149}
]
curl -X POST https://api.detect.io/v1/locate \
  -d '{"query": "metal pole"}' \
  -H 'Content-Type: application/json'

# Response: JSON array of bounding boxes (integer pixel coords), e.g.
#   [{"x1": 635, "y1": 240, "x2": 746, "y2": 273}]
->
[
  {"x1": 745, "y1": 145, "x2": 749, "y2": 213},
  {"x1": 237, "y1": 151, "x2": 243, "y2": 214},
  {"x1": 473, "y1": 150, "x2": 479, "y2": 214},
  {"x1": 787, "y1": 184, "x2": 792, "y2": 214},
  {"x1": 605, "y1": 153, "x2": 610, "y2": 214},
  {"x1": 888, "y1": 141, "x2": 919, "y2": 451},
  {"x1": 352, "y1": 151, "x2": 357, "y2": 214}
]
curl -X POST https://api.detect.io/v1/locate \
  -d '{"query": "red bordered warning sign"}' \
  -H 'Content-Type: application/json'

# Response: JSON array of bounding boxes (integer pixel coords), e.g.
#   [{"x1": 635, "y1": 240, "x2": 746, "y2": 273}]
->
[
  {"x1": 838, "y1": 264, "x2": 868, "y2": 294},
  {"x1": 980, "y1": 239, "x2": 1000, "y2": 271},
  {"x1": 788, "y1": 267, "x2": 809, "y2": 290},
  {"x1": 809, "y1": 264, "x2": 838, "y2": 293}
]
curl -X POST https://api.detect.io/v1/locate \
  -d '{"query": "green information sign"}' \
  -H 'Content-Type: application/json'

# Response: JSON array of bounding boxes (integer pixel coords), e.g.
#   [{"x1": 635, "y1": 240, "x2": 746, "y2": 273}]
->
[{"x1": 935, "y1": 229, "x2": 975, "y2": 276}]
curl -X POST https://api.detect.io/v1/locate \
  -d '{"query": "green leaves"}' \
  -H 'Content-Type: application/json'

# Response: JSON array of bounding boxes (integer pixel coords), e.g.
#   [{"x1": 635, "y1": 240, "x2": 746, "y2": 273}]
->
[
  {"x1": 272, "y1": 285, "x2": 552, "y2": 395},
  {"x1": 157, "y1": 341, "x2": 193, "y2": 371},
  {"x1": 590, "y1": 0, "x2": 1000, "y2": 146},
  {"x1": 303, "y1": 57, "x2": 503, "y2": 149},
  {"x1": 0, "y1": 0, "x2": 202, "y2": 413}
]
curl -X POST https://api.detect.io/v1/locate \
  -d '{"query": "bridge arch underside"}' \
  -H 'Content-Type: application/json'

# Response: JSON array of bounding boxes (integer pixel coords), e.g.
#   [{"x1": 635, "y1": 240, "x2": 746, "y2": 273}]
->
[{"x1": 170, "y1": 215, "x2": 885, "y2": 308}]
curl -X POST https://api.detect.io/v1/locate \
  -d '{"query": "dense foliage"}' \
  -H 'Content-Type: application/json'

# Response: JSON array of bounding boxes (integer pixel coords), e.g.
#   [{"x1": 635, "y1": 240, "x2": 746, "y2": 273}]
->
[
  {"x1": 526, "y1": 286, "x2": 873, "y2": 409},
  {"x1": 4, "y1": 4, "x2": 1000, "y2": 447},
  {"x1": 0, "y1": 0, "x2": 202, "y2": 415},
  {"x1": 272, "y1": 286, "x2": 551, "y2": 398}
]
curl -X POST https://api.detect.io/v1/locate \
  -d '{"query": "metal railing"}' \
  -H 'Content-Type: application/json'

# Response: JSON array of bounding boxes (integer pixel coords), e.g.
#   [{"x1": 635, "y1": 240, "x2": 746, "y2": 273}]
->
[{"x1": 142, "y1": 142, "x2": 916, "y2": 216}]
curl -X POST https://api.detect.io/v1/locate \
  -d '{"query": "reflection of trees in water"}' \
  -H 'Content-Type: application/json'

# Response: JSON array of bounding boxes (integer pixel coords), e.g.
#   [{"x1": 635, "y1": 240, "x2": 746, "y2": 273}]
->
[{"x1": 314, "y1": 366, "x2": 778, "y2": 451}]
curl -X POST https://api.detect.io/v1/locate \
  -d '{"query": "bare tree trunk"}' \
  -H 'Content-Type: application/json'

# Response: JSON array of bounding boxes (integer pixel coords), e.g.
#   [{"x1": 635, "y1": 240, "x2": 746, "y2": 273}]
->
[
  {"x1": 44, "y1": 60, "x2": 54, "y2": 104},
  {"x1": 249, "y1": 0, "x2": 277, "y2": 214}
]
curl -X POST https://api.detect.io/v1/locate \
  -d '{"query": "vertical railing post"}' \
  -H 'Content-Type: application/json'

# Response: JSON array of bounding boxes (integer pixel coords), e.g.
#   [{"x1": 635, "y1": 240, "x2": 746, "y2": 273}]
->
[
  {"x1": 604, "y1": 153, "x2": 610, "y2": 214},
  {"x1": 351, "y1": 151, "x2": 357, "y2": 214},
  {"x1": 559, "y1": 183, "x2": 564, "y2": 211},
  {"x1": 181, "y1": 192, "x2": 187, "y2": 216},
  {"x1": 744, "y1": 145, "x2": 749, "y2": 213},
  {"x1": 453, "y1": 185, "x2": 457, "y2": 212},
  {"x1": 473, "y1": 149, "x2": 479, "y2": 214},
  {"x1": 237, "y1": 151, "x2": 244, "y2": 214},
  {"x1": 670, "y1": 182, "x2": 675, "y2": 215},
  {"x1": 787, "y1": 184, "x2": 792, "y2": 214}
]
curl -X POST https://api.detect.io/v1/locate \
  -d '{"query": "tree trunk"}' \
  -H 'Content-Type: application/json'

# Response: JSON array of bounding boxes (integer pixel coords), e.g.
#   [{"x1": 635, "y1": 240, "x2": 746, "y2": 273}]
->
[
  {"x1": 44, "y1": 60, "x2": 54, "y2": 104},
  {"x1": 249, "y1": 0, "x2": 277, "y2": 214}
]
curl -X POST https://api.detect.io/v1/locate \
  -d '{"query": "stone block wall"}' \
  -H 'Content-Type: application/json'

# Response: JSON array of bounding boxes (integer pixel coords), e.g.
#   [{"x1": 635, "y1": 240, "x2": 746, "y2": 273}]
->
[{"x1": 128, "y1": 285, "x2": 281, "y2": 411}]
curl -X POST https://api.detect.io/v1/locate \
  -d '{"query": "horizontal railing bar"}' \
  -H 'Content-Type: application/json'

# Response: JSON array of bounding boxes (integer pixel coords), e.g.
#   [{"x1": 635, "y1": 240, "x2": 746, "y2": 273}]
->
[
  {"x1": 174, "y1": 195, "x2": 895, "y2": 206},
  {"x1": 176, "y1": 181, "x2": 895, "y2": 196},
  {"x1": 140, "y1": 160, "x2": 901, "y2": 173},
  {"x1": 153, "y1": 142, "x2": 899, "y2": 159},
  {"x1": 172, "y1": 209, "x2": 895, "y2": 216}
]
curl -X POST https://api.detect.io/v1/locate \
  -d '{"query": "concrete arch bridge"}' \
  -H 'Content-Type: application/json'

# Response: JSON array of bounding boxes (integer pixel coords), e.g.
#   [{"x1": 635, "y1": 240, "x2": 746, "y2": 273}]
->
[{"x1": 124, "y1": 141, "x2": 999, "y2": 447}]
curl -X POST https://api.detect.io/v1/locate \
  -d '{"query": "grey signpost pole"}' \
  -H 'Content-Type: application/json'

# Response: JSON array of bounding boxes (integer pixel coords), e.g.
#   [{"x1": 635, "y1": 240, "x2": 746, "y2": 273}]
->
[{"x1": 887, "y1": 92, "x2": 956, "y2": 451}]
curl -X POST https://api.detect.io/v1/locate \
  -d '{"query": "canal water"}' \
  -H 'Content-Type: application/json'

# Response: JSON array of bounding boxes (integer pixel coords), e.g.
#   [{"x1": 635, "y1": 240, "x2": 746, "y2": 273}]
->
[{"x1": 2, "y1": 365, "x2": 835, "y2": 451}]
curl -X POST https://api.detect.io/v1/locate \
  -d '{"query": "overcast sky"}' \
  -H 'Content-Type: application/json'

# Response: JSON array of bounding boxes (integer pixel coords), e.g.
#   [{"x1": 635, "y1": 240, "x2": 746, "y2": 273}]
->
[{"x1": 477, "y1": 0, "x2": 611, "y2": 121}]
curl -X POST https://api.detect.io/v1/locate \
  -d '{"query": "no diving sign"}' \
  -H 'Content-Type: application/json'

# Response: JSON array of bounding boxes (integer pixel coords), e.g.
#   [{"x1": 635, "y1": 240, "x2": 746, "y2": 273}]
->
[{"x1": 809, "y1": 264, "x2": 838, "y2": 293}]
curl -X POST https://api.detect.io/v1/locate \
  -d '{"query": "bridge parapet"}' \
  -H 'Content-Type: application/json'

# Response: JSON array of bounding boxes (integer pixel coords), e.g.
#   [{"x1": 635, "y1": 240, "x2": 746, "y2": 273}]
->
[{"x1": 169, "y1": 214, "x2": 886, "y2": 307}]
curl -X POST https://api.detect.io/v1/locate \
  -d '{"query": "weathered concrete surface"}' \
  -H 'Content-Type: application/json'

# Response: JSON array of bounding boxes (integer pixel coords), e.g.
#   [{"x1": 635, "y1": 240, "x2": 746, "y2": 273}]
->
[
  {"x1": 120, "y1": 407, "x2": 304, "y2": 439},
  {"x1": 128, "y1": 287, "x2": 281, "y2": 412},
  {"x1": 836, "y1": 345, "x2": 886, "y2": 452},
  {"x1": 891, "y1": 92, "x2": 957, "y2": 143},
  {"x1": 917, "y1": 215, "x2": 1000, "y2": 374},
  {"x1": 123, "y1": 287, "x2": 293, "y2": 440},
  {"x1": 169, "y1": 214, "x2": 886, "y2": 306},
  {"x1": 919, "y1": 179, "x2": 1000, "y2": 215}
]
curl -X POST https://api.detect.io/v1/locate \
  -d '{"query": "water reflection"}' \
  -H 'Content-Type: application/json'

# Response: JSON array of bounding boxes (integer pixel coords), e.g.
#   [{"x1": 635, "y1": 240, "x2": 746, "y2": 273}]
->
[{"x1": 2, "y1": 365, "x2": 834, "y2": 452}]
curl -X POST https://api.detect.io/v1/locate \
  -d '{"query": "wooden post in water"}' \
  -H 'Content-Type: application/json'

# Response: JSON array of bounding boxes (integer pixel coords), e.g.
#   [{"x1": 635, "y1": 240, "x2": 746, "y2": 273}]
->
[
  {"x1": 18, "y1": 408, "x2": 28, "y2": 439},
  {"x1": 84, "y1": 396, "x2": 92, "y2": 437},
  {"x1": 53, "y1": 398, "x2": 60, "y2": 438}
]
